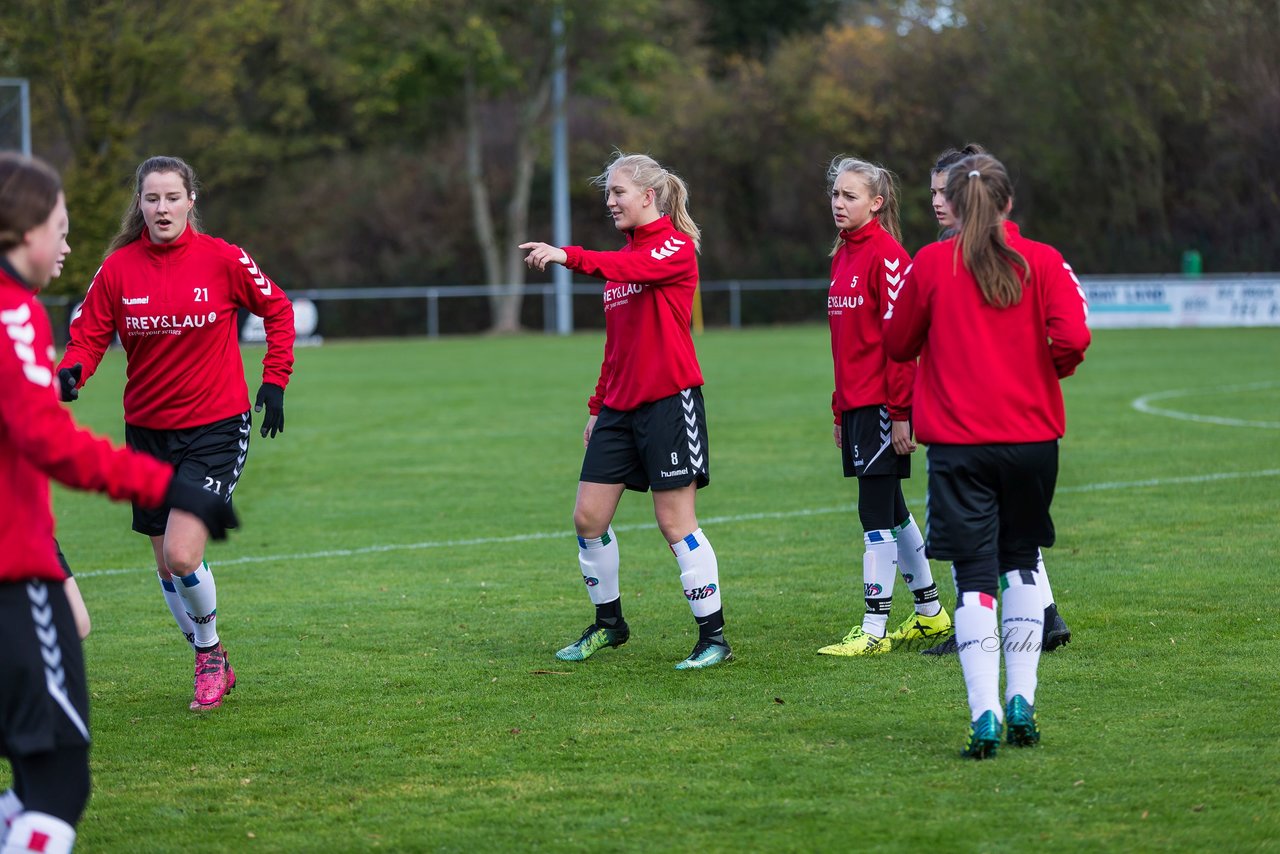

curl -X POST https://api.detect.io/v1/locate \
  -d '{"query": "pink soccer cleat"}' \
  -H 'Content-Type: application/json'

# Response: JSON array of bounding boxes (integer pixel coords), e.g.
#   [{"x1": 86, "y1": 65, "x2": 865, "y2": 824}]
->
[{"x1": 190, "y1": 644, "x2": 236, "y2": 710}]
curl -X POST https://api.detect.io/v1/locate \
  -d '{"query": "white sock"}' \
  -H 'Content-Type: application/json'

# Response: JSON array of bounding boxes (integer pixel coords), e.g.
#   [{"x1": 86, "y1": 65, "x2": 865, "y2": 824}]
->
[
  {"x1": 158, "y1": 571, "x2": 197, "y2": 649},
  {"x1": 1036, "y1": 549, "x2": 1056, "y2": 608},
  {"x1": 860, "y1": 530, "x2": 896, "y2": 636},
  {"x1": 892, "y1": 516, "x2": 941, "y2": 616},
  {"x1": 671, "y1": 528, "x2": 722, "y2": 619},
  {"x1": 955, "y1": 590, "x2": 1001, "y2": 722},
  {"x1": 0, "y1": 790, "x2": 22, "y2": 832},
  {"x1": 1001, "y1": 568, "x2": 1044, "y2": 705},
  {"x1": 577, "y1": 527, "x2": 620, "y2": 605},
  {"x1": 175, "y1": 560, "x2": 219, "y2": 649},
  {"x1": 1, "y1": 812, "x2": 75, "y2": 854}
]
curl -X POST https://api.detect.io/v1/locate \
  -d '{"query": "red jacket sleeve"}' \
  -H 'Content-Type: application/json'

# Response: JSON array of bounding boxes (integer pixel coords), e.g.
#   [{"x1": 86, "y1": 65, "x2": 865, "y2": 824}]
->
[
  {"x1": 2, "y1": 299, "x2": 173, "y2": 506},
  {"x1": 877, "y1": 244, "x2": 915, "y2": 421},
  {"x1": 1042, "y1": 254, "x2": 1091, "y2": 378},
  {"x1": 58, "y1": 264, "x2": 118, "y2": 389},
  {"x1": 563, "y1": 239, "x2": 696, "y2": 287},
  {"x1": 883, "y1": 257, "x2": 931, "y2": 363},
  {"x1": 227, "y1": 244, "x2": 295, "y2": 389}
]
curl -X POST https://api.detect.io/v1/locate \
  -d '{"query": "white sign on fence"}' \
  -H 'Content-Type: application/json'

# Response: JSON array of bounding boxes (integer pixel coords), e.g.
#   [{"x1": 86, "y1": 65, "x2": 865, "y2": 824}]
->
[{"x1": 1083, "y1": 280, "x2": 1280, "y2": 328}]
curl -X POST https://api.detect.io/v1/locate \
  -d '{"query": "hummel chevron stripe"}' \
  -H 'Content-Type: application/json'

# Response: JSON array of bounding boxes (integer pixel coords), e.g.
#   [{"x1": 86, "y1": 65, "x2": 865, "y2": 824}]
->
[
  {"x1": 238, "y1": 251, "x2": 273, "y2": 296},
  {"x1": 26, "y1": 582, "x2": 88, "y2": 740}
]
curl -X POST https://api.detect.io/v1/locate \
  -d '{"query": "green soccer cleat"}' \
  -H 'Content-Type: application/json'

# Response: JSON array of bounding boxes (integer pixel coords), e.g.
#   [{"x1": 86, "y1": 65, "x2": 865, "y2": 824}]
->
[
  {"x1": 887, "y1": 607, "x2": 953, "y2": 643},
  {"x1": 675, "y1": 638, "x2": 734, "y2": 670},
  {"x1": 961, "y1": 710, "x2": 1002, "y2": 759},
  {"x1": 817, "y1": 626, "x2": 891, "y2": 656},
  {"x1": 555, "y1": 623, "x2": 630, "y2": 662},
  {"x1": 1005, "y1": 694, "x2": 1041, "y2": 747}
]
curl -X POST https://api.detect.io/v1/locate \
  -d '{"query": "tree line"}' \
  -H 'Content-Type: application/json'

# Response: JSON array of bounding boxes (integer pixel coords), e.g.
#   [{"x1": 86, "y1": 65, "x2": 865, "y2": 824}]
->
[{"x1": 3, "y1": 0, "x2": 1276, "y2": 332}]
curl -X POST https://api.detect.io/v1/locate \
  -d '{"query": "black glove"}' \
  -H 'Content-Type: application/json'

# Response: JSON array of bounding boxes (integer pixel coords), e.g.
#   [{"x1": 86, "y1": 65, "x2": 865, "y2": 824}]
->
[
  {"x1": 165, "y1": 478, "x2": 238, "y2": 541},
  {"x1": 254, "y1": 382, "x2": 285, "y2": 438},
  {"x1": 58, "y1": 363, "x2": 82, "y2": 402}
]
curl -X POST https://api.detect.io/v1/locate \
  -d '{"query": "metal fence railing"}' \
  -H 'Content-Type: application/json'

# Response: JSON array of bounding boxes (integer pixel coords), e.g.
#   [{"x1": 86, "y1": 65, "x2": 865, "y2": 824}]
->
[{"x1": 38, "y1": 274, "x2": 1280, "y2": 340}]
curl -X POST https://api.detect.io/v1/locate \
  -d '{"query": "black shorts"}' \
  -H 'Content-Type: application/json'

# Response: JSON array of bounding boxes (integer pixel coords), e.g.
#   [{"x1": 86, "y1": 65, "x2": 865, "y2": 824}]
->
[
  {"x1": 841, "y1": 405, "x2": 911, "y2": 479},
  {"x1": 0, "y1": 581, "x2": 90, "y2": 758},
  {"x1": 125, "y1": 412, "x2": 249, "y2": 536},
  {"x1": 924, "y1": 441, "x2": 1058, "y2": 563},
  {"x1": 581, "y1": 387, "x2": 710, "y2": 492}
]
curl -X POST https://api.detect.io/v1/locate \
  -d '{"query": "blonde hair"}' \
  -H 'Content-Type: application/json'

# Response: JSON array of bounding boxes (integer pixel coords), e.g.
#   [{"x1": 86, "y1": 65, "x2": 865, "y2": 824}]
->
[
  {"x1": 591, "y1": 152, "x2": 701, "y2": 252},
  {"x1": 105, "y1": 156, "x2": 202, "y2": 256},
  {"x1": 945, "y1": 154, "x2": 1029, "y2": 308},
  {"x1": 826, "y1": 156, "x2": 901, "y2": 256}
]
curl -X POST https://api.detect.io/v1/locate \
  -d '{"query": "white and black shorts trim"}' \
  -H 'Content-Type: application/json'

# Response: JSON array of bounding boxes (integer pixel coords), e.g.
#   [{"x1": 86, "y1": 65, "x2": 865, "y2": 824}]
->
[
  {"x1": 841, "y1": 404, "x2": 911, "y2": 479},
  {"x1": 0, "y1": 580, "x2": 90, "y2": 758},
  {"x1": 125, "y1": 411, "x2": 249, "y2": 536},
  {"x1": 581, "y1": 387, "x2": 711, "y2": 492}
]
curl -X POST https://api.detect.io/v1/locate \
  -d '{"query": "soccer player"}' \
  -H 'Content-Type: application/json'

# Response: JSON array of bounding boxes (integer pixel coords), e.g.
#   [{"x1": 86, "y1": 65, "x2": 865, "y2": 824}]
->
[
  {"x1": 817, "y1": 156, "x2": 951, "y2": 656},
  {"x1": 884, "y1": 153, "x2": 1091, "y2": 758},
  {"x1": 57, "y1": 155, "x2": 295, "y2": 710},
  {"x1": 520, "y1": 152, "x2": 732, "y2": 670},
  {"x1": 0, "y1": 152, "x2": 235, "y2": 854},
  {"x1": 919, "y1": 143, "x2": 1073, "y2": 657},
  {"x1": 47, "y1": 218, "x2": 92, "y2": 641}
]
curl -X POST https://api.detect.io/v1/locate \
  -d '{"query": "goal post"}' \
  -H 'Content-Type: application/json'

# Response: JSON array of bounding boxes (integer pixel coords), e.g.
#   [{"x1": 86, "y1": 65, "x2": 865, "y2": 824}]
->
[{"x1": 0, "y1": 78, "x2": 32, "y2": 156}]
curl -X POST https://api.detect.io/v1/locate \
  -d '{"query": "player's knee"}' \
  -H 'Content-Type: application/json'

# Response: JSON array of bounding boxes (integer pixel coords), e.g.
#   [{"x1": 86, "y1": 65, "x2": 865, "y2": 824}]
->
[
  {"x1": 163, "y1": 546, "x2": 203, "y2": 576},
  {"x1": 572, "y1": 506, "x2": 608, "y2": 539}
]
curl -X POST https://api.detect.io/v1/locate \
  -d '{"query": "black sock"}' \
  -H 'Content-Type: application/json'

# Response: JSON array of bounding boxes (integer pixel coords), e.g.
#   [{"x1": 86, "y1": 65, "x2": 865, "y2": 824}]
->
[
  {"x1": 595, "y1": 597, "x2": 623, "y2": 628},
  {"x1": 696, "y1": 609, "x2": 725, "y2": 643}
]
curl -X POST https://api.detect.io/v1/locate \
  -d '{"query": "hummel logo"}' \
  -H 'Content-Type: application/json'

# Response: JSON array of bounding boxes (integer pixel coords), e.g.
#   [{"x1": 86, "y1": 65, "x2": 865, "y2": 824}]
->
[
  {"x1": 238, "y1": 251, "x2": 272, "y2": 296},
  {"x1": 649, "y1": 236, "x2": 687, "y2": 261},
  {"x1": 884, "y1": 257, "x2": 901, "y2": 272},
  {"x1": 123, "y1": 296, "x2": 150, "y2": 305}
]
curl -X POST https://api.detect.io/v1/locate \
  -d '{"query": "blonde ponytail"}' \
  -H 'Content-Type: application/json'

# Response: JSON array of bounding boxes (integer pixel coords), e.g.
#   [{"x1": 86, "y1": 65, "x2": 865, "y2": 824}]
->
[{"x1": 592, "y1": 152, "x2": 701, "y2": 252}]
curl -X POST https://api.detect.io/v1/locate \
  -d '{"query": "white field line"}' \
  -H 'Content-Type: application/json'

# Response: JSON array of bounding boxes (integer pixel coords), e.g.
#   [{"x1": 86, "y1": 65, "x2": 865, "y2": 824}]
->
[
  {"x1": 1132, "y1": 381, "x2": 1280, "y2": 429},
  {"x1": 76, "y1": 468, "x2": 1280, "y2": 580}
]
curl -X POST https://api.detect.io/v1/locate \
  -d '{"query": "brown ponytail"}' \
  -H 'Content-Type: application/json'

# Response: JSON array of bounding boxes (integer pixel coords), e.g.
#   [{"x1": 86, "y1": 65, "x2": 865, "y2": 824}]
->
[{"x1": 945, "y1": 154, "x2": 1028, "y2": 308}]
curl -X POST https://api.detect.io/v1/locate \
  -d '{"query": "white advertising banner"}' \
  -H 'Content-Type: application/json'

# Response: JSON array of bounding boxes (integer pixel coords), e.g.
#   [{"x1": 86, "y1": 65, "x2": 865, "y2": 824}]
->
[{"x1": 1081, "y1": 278, "x2": 1280, "y2": 328}]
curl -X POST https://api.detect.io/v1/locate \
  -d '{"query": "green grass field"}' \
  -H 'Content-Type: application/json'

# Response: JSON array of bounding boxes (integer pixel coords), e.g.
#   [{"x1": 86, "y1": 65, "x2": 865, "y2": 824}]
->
[{"x1": 14, "y1": 325, "x2": 1280, "y2": 852}]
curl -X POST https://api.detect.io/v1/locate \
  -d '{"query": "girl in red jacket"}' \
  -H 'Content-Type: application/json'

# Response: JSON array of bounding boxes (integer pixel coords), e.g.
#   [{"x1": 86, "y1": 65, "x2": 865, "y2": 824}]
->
[
  {"x1": 58, "y1": 156, "x2": 295, "y2": 711},
  {"x1": 919, "y1": 143, "x2": 1073, "y2": 657},
  {"x1": 818, "y1": 156, "x2": 950, "y2": 657},
  {"x1": 884, "y1": 153, "x2": 1091, "y2": 758},
  {"x1": 0, "y1": 152, "x2": 234, "y2": 854},
  {"x1": 520, "y1": 152, "x2": 731, "y2": 670}
]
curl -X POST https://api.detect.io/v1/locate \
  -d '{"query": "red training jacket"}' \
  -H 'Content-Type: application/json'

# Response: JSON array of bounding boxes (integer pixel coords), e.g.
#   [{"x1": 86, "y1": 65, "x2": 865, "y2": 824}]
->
[
  {"x1": 564, "y1": 216, "x2": 704, "y2": 413},
  {"x1": 60, "y1": 225, "x2": 295, "y2": 430},
  {"x1": 828, "y1": 217, "x2": 915, "y2": 422},
  {"x1": 883, "y1": 221, "x2": 1091, "y2": 445},
  {"x1": 1, "y1": 261, "x2": 173, "y2": 584}
]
